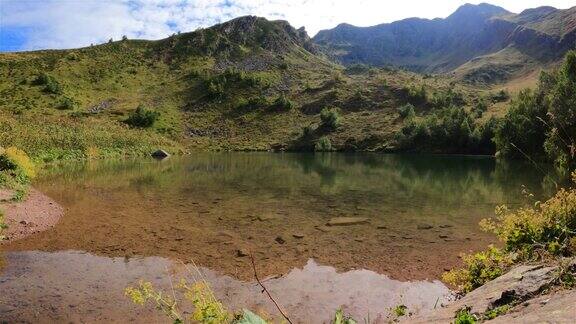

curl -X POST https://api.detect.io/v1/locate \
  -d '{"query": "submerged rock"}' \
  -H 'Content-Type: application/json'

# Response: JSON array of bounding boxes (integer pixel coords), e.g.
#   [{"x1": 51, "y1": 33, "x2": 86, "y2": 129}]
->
[
  {"x1": 236, "y1": 249, "x2": 250, "y2": 257},
  {"x1": 417, "y1": 224, "x2": 433, "y2": 230},
  {"x1": 275, "y1": 236, "x2": 286, "y2": 244},
  {"x1": 326, "y1": 217, "x2": 369, "y2": 226}
]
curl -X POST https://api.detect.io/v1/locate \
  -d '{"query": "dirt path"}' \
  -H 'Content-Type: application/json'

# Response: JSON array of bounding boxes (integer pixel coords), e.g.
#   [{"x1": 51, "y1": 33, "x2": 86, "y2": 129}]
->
[{"x1": 0, "y1": 188, "x2": 64, "y2": 242}]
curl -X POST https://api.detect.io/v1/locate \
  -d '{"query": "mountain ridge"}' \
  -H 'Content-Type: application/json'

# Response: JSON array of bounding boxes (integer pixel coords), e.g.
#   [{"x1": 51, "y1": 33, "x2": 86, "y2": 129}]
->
[{"x1": 313, "y1": 3, "x2": 576, "y2": 84}]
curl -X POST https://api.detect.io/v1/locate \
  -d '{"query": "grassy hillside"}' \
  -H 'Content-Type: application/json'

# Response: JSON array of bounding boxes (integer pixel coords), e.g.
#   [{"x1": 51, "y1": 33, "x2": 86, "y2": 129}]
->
[{"x1": 0, "y1": 16, "x2": 503, "y2": 161}]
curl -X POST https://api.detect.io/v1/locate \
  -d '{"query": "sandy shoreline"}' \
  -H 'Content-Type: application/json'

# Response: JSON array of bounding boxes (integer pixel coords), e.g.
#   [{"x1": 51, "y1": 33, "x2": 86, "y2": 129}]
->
[{"x1": 0, "y1": 188, "x2": 64, "y2": 242}]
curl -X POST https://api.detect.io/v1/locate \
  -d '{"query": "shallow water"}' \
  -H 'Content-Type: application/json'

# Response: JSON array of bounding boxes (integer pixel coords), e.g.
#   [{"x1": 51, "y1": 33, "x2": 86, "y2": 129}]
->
[{"x1": 0, "y1": 153, "x2": 549, "y2": 322}]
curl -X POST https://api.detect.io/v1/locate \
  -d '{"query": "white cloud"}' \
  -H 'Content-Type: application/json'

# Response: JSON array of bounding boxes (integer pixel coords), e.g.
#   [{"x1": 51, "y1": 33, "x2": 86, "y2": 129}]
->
[{"x1": 1, "y1": 0, "x2": 574, "y2": 51}]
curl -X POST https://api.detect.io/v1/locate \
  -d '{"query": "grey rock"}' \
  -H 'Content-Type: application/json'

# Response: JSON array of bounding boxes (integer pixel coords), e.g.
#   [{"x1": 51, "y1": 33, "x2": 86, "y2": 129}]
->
[{"x1": 151, "y1": 149, "x2": 170, "y2": 159}]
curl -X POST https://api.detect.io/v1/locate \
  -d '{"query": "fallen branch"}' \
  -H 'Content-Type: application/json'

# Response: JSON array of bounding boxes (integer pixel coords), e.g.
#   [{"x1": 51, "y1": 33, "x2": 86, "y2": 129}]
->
[{"x1": 250, "y1": 253, "x2": 293, "y2": 324}]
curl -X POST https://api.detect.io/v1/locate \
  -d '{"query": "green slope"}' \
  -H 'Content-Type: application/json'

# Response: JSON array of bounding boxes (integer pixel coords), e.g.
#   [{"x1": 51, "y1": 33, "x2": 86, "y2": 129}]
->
[{"x1": 0, "y1": 16, "x2": 496, "y2": 161}]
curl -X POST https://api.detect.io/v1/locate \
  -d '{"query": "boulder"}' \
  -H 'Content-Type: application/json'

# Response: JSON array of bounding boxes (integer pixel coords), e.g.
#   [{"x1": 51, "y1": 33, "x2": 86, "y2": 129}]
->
[{"x1": 151, "y1": 149, "x2": 170, "y2": 159}]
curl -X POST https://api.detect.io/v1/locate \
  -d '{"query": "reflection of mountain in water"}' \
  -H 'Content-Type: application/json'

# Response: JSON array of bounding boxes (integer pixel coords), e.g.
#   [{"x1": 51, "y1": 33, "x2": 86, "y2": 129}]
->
[
  {"x1": 0, "y1": 251, "x2": 450, "y2": 323},
  {"x1": 41, "y1": 153, "x2": 552, "y2": 208}
]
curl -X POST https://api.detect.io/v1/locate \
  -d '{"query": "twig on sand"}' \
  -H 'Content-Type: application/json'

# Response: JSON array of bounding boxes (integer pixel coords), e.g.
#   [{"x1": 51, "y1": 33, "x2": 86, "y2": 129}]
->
[{"x1": 250, "y1": 253, "x2": 293, "y2": 324}]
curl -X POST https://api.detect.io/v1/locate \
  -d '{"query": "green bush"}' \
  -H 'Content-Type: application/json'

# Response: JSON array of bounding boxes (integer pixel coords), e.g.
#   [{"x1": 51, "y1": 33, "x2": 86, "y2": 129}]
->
[
  {"x1": 429, "y1": 88, "x2": 464, "y2": 108},
  {"x1": 34, "y1": 73, "x2": 63, "y2": 94},
  {"x1": 481, "y1": 173, "x2": 576, "y2": 259},
  {"x1": 471, "y1": 100, "x2": 488, "y2": 118},
  {"x1": 59, "y1": 96, "x2": 79, "y2": 110},
  {"x1": 403, "y1": 84, "x2": 427, "y2": 105},
  {"x1": 125, "y1": 105, "x2": 160, "y2": 128},
  {"x1": 397, "y1": 103, "x2": 415, "y2": 119},
  {"x1": 320, "y1": 108, "x2": 340, "y2": 130},
  {"x1": 204, "y1": 68, "x2": 265, "y2": 100},
  {"x1": 315, "y1": 136, "x2": 332, "y2": 152},
  {"x1": 445, "y1": 172, "x2": 576, "y2": 293},
  {"x1": 454, "y1": 307, "x2": 477, "y2": 324},
  {"x1": 490, "y1": 90, "x2": 509, "y2": 103},
  {"x1": 0, "y1": 209, "x2": 7, "y2": 240},
  {"x1": 442, "y1": 246, "x2": 512, "y2": 293},
  {"x1": 302, "y1": 125, "x2": 313, "y2": 138},
  {"x1": 272, "y1": 95, "x2": 293, "y2": 111},
  {"x1": 235, "y1": 96, "x2": 267, "y2": 110},
  {"x1": 396, "y1": 106, "x2": 495, "y2": 154},
  {"x1": 0, "y1": 147, "x2": 36, "y2": 185}
]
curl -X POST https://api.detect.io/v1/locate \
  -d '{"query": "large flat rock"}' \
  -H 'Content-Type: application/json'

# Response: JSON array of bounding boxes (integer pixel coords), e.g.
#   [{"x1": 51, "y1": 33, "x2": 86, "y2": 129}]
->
[
  {"x1": 326, "y1": 217, "x2": 369, "y2": 226},
  {"x1": 407, "y1": 264, "x2": 560, "y2": 323},
  {"x1": 491, "y1": 289, "x2": 576, "y2": 323}
]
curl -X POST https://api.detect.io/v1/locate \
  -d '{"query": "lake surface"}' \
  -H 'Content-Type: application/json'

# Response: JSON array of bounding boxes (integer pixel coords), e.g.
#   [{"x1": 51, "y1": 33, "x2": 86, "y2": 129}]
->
[{"x1": 0, "y1": 153, "x2": 550, "y2": 322}]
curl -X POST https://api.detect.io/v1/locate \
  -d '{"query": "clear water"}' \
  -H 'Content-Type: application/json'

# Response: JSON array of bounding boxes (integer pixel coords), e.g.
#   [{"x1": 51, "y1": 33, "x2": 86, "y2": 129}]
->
[{"x1": 0, "y1": 153, "x2": 549, "y2": 322}]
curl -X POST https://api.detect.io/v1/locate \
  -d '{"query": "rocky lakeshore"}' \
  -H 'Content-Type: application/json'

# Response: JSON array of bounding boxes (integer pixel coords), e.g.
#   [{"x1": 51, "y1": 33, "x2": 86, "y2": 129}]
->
[{"x1": 0, "y1": 188, "x2": 63, "y2": 242}]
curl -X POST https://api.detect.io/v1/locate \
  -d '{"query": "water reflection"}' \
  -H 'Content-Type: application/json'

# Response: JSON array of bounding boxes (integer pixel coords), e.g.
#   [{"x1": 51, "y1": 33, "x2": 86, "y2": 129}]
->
[{"x1": 0, "y1": 251, "x2": 451, "y2": 323}]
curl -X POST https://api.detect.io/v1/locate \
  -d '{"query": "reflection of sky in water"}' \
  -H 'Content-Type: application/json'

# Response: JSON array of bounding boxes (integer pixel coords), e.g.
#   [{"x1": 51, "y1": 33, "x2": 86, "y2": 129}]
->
[{"x1": 0, "y1": 251, "x2": 451, "y2": 323}]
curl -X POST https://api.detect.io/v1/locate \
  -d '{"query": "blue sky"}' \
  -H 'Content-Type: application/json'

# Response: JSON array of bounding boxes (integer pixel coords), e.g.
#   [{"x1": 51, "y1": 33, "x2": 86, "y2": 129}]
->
[{"x1": 1, "y1": 0, "x2": 574, "y2": 52}]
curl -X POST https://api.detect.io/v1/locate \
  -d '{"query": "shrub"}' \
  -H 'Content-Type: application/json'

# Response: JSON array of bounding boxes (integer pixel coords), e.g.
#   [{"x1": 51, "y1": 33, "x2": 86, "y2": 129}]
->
[
  {"x1": 429, "y1": 88, "x2": 464, "y2": 108},
  {"x1": 315, "y1": 136, "x2": 332, "y2": 152},
  {"x1": 0, "y1": 209, "x2": 6, "y2": 240},
  {"x1": 393, "y1": 305, "x2": 408, "y2": 317},
  {"x1": 126, "y1": 279, "x2": 269, "y2": 323},
  {"x1": 397, "y1": 103, "x2": 415, "y2": 119},
  {"x1": 235, "y1": 96, "x2": 267, "y2": 110},
  {"x1": 34, "y1": 73, "x2": 62, "y2": 94},
  {"x1": 0, "y1": 147, "x2": 36, "y2": 185},
  {"x1": 471, "y1": 100, "x2": 488, "y2": 118},
  {"x1": 204, "y1": 68, "x2": 264, "y2": 100},
  {"x1": 33, "y1": 73, "x2": 51, "y2": 85},
  {"x1": 404, "y1": 84, "x2": 427, "y2": 105},
  {"x1": 454, "y1": 307, "x2": 477, "y2": 324},
  {"x1": 333, "y1": 309, "x2": 356, "y2": 324},
  {"x1": 125, "y1": 105, "x2": 160, "y2": 128},
  {"x1": 272, "y1": 95, "x2": 293, "y2": 111},
  {"x1": 44, "y1": 78, "x2": 63, "y2": 94},
  {"x1": 59, "y1": 96, "x2": 79, "y2": 110},
  {"x1": 443, "y1": 245, "x2": 512, "y2": 293},
  {"x1": 206, "y1": 80, "x2": 225, "y2": 98},
  {"x1": 480, "y1": 173, "x2": 576, "y2": 259},
  {"x1": 396, "y1": 106, "x2": 495, "y2": 154},
  {"x1": 320, "y1": 108, "x2": 340, "y2": 130},
  {"x1": 302, "y1": 125, "x2": 313, "y2": 138},
  {"x1": 491, "y1": 90, "x2": 509, "y2": 103}
]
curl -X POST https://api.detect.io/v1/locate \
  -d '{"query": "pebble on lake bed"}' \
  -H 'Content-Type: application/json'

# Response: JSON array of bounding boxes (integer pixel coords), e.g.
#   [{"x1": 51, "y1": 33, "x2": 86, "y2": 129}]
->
[{"x1": 326, "y1": 217, "x2": 369, "y2": 226}]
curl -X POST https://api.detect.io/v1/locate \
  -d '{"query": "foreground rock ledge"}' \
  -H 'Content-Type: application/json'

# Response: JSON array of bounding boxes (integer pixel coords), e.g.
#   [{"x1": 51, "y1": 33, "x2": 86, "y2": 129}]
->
[
  {"x1": 0, "y1": 188, "x2": 64, "y2": 242},
  {"x1": 406, "y1": 262, "x2": 576, "y2": 323}
]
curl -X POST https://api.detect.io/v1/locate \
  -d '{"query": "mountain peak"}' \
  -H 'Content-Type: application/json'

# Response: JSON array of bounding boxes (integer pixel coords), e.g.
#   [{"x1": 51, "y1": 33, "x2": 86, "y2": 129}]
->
[{"x1": 448, "y1": 3, "x2": 510, "y2": 20}]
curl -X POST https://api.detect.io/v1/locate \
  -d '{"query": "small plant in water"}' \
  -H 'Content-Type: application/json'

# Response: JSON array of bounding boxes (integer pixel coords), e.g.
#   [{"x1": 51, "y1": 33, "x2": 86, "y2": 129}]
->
[
  {"x1": 454, "y1": 307, "x2": 476, "y2": 324},
  {"x1": 0, "y1": 209, "x2": 7, "y2": 240},
  {"x1": 393, "y1": 304, "x2": 408, "y2": 317},
  {"x1": 126, "y1": 278, "x2": 271, "y2": 323},
  {"x1": 333, "y1": 309, "x2": 357, "y2": 324}
]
